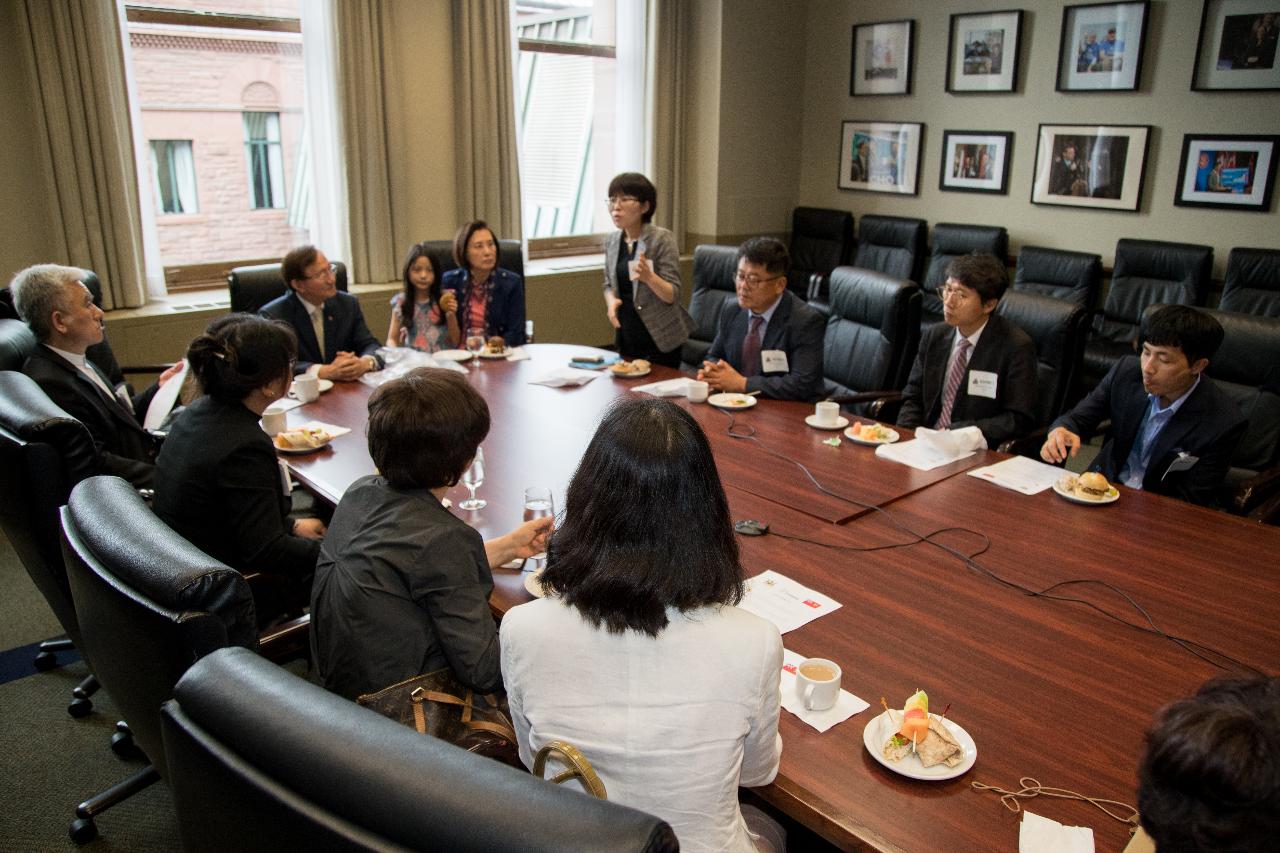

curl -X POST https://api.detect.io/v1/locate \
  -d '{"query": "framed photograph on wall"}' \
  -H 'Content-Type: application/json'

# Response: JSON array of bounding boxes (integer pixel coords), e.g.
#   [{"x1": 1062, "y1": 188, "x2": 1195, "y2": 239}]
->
[
  {"x1": 940, "y1": 131, "x2": 1014, "y2": 194},
  {"x1": 1191, "y1": 1, "x2": 1280, "y2": 91},
  {"x1": 850, "y1": 20, "x2": 915, "y2": 96},
  {"x1": 1174, "y1": 134, "x2": 1279, "y2": 210},
  {"x1": 1056, "y1": 1, "x2": 1149, "y2": 91},
  {"x1": 1031, "y1": 123, "x2": 1151, "y2": 211},
  {"x1": 838, "y1": 121, "x2": 924, "y2": 195},
  {"x1": 946, "y1": 10, "x2": 1024, "y2": 93}
]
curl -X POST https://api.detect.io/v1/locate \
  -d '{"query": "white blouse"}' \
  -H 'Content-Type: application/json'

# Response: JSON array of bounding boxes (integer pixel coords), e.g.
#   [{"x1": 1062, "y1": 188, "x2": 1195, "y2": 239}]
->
[{"x1": 500, "y1": 598, "x2": 783, "y2": 853}]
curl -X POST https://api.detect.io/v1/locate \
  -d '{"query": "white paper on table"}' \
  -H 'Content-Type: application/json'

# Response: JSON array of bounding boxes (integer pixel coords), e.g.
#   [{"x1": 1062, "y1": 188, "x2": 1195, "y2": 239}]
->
[
  {"x1": 967, "y1": 455, "x2": 1065, "y2": 495},
  {"x1": 505, "y1": 347, "x2": 530, "y2": 361},
  {"x1": 875, "y1": 426, "x2": 984, "y2": 471},
  {"x1": 1019, "y1": 810, "x2": 1095, "y2": 853},
  {"x1": 528, "y1": 367, "x2": 601, "y2": 387},
  {"x1": 779, "y1": 648, "x2": 870, "y2": 732},
  {"x1": 739, "y1": 569, "x2": 841, "y2": 634},
  {"x1": 631, "y1": 378, "x2": 691, "y2": 397},
  {"x1": 297, "y1": 420, "x2": 351, "y2": 438}
]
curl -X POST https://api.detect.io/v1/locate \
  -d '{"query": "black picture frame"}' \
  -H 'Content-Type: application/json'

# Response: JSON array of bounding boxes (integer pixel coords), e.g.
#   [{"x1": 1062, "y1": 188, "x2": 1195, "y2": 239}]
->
[
  {"x1": 1190, "y1": 1, "x2": 1280, "y2": 91},
  {"x1": 1055, "y1": 1, "x2": 1150, "y2": 92},
  {"x1": 1031, "y1": 123, "x2": 1152, "y2": 212},
  {"x1": 946, "y1": 10, "x2": 1024, "y2": 94},
  {"x1": 939, "y1": 131, "x2": 1014, "y2": 195},
  {"x1": 1174, "y1": 133, "x2": 1279, "y2": 211},
  {"x1": 838, "y1": 120, "x2": 924, "y2": 195},
  {"x1": 850, "y1": 20, "x2": 915, "y2": 96}
]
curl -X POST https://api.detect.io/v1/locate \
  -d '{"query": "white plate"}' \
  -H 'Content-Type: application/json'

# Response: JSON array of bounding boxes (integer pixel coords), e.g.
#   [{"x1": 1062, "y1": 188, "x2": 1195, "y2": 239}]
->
[
  {"x1": 843, "y1": 424, "x2": 900, "y2": 445},
  {"x1": 479, "y1": 349, "x2": 509, "y2": 359},
  {"x1": 862, "y1": 710, "x2": 977, "y2": 781},
  {"x1": 708, "y1": 393, "x2": 758, "y2": 410},
  {"x1": 805, "y1": 414, "x2": 849, "y2": 431},
  {"x1": 610, "y1": 367, "x2": 652, "y2": 379},
  {"x1": 523, "y1": 570, "x2": 546, "y2": 598},
  {"x1": 1052, "y1": 477, "x2": 1120, "y2": 505},
  {"x1": 434, "y1": 349, "x2": 473, "y2": 362},
  {"x1": 274, "y1": 439, "x2": 332, "y2": 455}
]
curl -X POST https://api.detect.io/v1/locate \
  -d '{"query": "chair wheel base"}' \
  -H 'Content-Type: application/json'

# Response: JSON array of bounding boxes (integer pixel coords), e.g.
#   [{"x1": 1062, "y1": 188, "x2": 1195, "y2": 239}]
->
[
  {"x1": 68, "y1": 698, "x2": 93, "y2": 718},
  {"x1": 69, "y1": 817, "x2": 97, "y2": 844},
  {"x1": 110, "y1": 730, "x2": 136, "y2": 758},
  {"x1": 34, "y1": 650, "x2": 58, "y2": 671}
]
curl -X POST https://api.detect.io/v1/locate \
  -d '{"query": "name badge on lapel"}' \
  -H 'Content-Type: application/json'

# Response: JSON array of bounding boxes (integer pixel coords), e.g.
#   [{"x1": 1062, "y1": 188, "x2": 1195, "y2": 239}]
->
[
  {"x1": 761, "y1": 350, "x2": 789, "y2": 373},
  {"x1": 1162, "y1": 451, "x2": 1199, "y2": 481},
  {"x1": 968, "y1": 370, "x2": 998, "y2": 399}
]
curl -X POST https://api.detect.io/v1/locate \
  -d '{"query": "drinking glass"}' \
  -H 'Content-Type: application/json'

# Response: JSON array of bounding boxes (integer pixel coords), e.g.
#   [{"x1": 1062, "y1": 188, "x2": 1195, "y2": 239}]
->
[
  {"x1": 522, "y1": 487, "x2": 554, "y2": 570},
  {"x1": 460, "y1": 447, "x2": 486, "y2": 510},
  {"x1": 465, "y1": 327, "x2": 485, "y2": 368}
]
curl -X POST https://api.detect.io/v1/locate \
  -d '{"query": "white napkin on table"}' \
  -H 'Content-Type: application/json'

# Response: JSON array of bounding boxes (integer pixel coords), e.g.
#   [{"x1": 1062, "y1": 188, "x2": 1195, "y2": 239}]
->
[
  {"x1": 1019, "y1": 810, "x2": 1094, "y2": 853},
  {"x1": 505, "y1": 347, "x2": 530, "y2": 361},
  {"x1": 875, "y1": 425, "x2": 985, "y2": 471},
  {"x1": 778, "y1": 649, "x2": 870, "y2": 733},
  {"x1": 631, "y1": 378, "x2": 692, "y2": 397},
  {"x1": 529, "y1": 367, "x2": 600, "y2": 387}
]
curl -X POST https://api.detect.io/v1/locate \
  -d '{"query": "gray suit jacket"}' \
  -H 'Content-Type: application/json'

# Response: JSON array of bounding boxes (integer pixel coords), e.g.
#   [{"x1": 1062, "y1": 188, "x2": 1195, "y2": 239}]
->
[{"x1": 603, "y1": 223, "x2": 694, "y2": 353}]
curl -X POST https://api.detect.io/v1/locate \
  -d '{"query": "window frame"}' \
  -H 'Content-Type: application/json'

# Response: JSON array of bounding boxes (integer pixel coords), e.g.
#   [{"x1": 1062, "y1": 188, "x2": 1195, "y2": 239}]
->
[{"x1": 150, "y1": 138, "x2": 198, "y2": 215}]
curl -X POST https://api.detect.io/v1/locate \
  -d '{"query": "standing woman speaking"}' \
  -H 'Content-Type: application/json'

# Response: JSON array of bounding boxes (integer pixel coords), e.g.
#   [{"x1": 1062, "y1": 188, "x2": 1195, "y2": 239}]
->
[{"x1": 601, "y1": 173, "x2": 694, "y2": 368}]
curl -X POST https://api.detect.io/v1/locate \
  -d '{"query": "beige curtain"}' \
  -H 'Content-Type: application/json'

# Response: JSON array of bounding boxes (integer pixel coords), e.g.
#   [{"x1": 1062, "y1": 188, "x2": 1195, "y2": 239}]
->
[
  {"x1": 333, "y1": 1, "x2": 397, "y2": 283},
  {"x1": 645, "y1": 0, "x2": 687, "y2": 246},
  {"x1": 453, "y1": 0, "x2": 523, "y2": 240},
  {"x1": 16, "y1": 0, "x2": 148, "y2": 310}
]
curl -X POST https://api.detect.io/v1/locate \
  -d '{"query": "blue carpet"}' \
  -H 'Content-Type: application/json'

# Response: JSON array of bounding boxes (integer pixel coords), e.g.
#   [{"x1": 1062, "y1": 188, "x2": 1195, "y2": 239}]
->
[{"x1": 0, "y1": 640, "x2": 80, "y2": 686}]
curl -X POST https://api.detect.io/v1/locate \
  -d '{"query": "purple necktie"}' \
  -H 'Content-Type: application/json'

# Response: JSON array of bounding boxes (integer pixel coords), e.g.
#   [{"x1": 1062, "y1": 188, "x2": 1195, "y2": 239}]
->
[
  {"x1": 741, "y1": 315, "x2": 764, "y2": 377},
  {"x1": 935, "y1": 337, "x2": 971, "y2": 430}
]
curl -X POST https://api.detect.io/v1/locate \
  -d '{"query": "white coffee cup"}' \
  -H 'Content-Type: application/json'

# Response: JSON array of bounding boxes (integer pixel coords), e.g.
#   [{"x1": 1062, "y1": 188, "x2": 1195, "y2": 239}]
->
[
  {"x1": 260, "y1": 404, "x2": 288, "y2": 437},
  {"x1": 814, "y1": 401, "x2": 840, "y2": 427},
  {"x1": 290, "y1": 374, "x2": 320, "y2": 403},
  {"x1": 687, "y1": 380, "x2": 709, "y2": 403},
  {"x1": 795, "y1": 657, "x2": 841, "y2": 712}
]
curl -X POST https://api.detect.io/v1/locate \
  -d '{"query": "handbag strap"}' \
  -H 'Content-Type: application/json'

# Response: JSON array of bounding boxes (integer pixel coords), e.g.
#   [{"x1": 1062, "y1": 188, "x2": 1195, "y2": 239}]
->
[
  {"x1": 533, "y1": 740, "x2": 607, "y2": 800},
  {"x1": 411, "y1": 686, "x2": 518, "y2": 743}
]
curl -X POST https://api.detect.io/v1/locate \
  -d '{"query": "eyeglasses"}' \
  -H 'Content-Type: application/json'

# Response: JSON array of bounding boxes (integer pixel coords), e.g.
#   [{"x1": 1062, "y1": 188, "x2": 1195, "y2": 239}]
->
[
  {"x1": 940, "y1": 285, "x2": 973, "y2": 302},
  {"x1": 734, "y1": 272, "x2": 783, "y2": 288},
  {"x1": 606, "y1": 196, "x2": 640, "y2": 209},
  {"x1": 306, "y1": 263, "x2": 338, "y2": 280}
]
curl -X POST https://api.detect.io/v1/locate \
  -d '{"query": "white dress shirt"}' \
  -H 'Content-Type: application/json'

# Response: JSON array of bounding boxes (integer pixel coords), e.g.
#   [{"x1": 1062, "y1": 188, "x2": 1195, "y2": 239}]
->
[{"x1": 500, "y1": 598, "x2": 783, "y2": 853}]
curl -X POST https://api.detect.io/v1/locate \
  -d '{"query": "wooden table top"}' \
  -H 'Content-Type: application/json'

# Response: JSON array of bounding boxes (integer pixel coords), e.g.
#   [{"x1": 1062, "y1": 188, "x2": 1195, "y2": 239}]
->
[{"x1": 282, "y1": 343, "x2": 1280, "y2": 852}]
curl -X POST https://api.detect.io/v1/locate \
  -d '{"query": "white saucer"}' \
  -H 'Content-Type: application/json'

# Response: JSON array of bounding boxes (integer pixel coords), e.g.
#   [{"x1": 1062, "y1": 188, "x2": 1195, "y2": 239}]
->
[
  {"x1": 435, "y1": 349, "x2": 473, "y2": 362},
  {"x1": 523, "y1": 570, "x2": 546, "y2": 598},
  {"x1": 317, "y1": 378, "x2": 334, "y2": 393},
  {"x1": 862, "y1": 710, "x2": 977, "y2": 781},
  {"x1": 805, "y1": 414, "x2": 849, "y2": 430},
  {"x1": 708, "y1": 393, "x2": 758, "y2": 410}
]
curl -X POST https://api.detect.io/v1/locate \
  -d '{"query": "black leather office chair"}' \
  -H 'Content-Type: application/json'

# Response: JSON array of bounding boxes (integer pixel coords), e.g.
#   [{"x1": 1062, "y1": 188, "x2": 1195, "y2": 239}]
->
[
  {"x1": 0, "y1": 371, "x2": 100, "y2": 709},
  {"x1": 1220, "y1": 247, "x2": 1280, "y2": 318},
  {"x1": 921, "y1": 224, "x2": 1009, "y2": 329},
  {"x1": 421, "y1": 238, "x2": 525, "y2": 282},
  {"x1": 0, "y1": 318, "x2": 37, "y2": 371},
  {"x1": 790, "y1": 206, "x2": 854, "y2": 301},
  {"x1": 994, "y1": 292, "x2": 1089, "y2": 441},
  {"x1": 227, "y1": 261, "x2": 349, "y2": 314},
  {"x1": 60, "y1": 475, "x2": 308, "y2": 843},
  {"x1": 1083, "y1": 239, "x2": 1213, "y2": 388},
  {"x1": 681, "y1": 244, "x2": 739, "y2": 368},
  {"x1": 160, "y1": 646, "x2": 678, "y2": 853},
  {"x1": 1013, "y1": 246, "x2": 1103, "y2": 311},
  {"x1": 819, "y1": 266, "x2": 921, "y2": 418},
  {"x1": 852, "y1": 214, "x2": 926, "y2": 284}
]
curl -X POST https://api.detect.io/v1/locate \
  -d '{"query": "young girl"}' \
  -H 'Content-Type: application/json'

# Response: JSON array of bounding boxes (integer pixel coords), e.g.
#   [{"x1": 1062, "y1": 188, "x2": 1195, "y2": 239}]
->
[{"x1": 387, "y1": 244, "x2": 459, "y2": 352}]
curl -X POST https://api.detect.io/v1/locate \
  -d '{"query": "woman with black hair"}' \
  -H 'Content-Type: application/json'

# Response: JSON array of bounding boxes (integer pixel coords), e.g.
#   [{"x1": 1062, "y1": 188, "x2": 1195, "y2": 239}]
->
[
  {"x1": 500, "y1": 398, "x2": 785, "y2": 853},
  {"x1": 154, "y1": 313, "x2": 324, "y2": 589}
]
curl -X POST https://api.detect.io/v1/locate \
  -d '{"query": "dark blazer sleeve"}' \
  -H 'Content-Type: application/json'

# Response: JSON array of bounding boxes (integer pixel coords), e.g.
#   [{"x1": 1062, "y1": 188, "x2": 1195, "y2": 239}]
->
[
  {"x1": 218, "y1": 438, "x2": 320, "y2": 577},
  {"x1": 408, "y1": 524, "x2": 502, "y2": 694},
  {"x1": 260, "y1": 294, "x2": 318, "y2": 374},
  {"x1": 1052, "y1": 357, "x2": 1129, "y2": 443},
  {"x1": 1140, "y1": 379, "x2": 1247, "y2": 507},
  {"x1": 705, "y1": 305, "x2": 736, "y2": 363},
  {"x1": 334, "y1": 293, "x2": 383, "y2": 367},
  {"x1": 746, "y1": 299, "x2": 826, "y2": 401},
  {"x1": 490, "y1": 270, "x2": 526, "y2": 347},
  {"x1": 897, "y1": 324, "x2": 945, "y2": 429}
]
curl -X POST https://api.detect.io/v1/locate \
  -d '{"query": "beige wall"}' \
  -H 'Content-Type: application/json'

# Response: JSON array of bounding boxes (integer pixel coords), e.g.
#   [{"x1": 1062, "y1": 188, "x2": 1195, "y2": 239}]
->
[{"x1": 797, "y1": 0, "x2": 1279, "y2": 278}]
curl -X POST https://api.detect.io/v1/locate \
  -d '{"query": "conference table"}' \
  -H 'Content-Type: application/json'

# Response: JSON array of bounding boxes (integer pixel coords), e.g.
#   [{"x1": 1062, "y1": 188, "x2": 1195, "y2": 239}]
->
[{"x1": 281, "y1": 344, "x2": 1280, "y2": 852}]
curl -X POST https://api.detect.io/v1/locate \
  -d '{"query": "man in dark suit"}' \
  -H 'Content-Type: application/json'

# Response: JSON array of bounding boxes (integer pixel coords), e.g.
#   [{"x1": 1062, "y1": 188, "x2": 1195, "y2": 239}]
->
[
  {"x1": 11, "y1": 264, "x2": 179, "y2": 488},
  {"x1": 1042, "y1": 305, "x2": 1246, "y2": 507},
  {"x1": 260, "y1": 244, "x2": 383, "y2": 380},
  {"x1": 698, "y1": 237, "x2": 825, "y2": 401},
  {"x1": 898, "y1": 252, "x2": 1037, "y2": 448}
]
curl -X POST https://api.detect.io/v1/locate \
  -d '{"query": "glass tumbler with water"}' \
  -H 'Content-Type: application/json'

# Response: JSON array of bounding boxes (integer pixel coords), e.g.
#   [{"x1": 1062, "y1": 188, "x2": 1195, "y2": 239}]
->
[{"x1": 522, "y1": 486, "x2": 554, "y2": 570}]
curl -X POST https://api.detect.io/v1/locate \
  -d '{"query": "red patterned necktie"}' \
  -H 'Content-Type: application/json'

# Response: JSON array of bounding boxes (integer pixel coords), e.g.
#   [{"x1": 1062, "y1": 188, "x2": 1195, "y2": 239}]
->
[
  {"x1": 741, "y1": 314, "x2": 764, "y2": 377},
  {"x1": 935, "y1": 337, "x2": 971, "y2": 429}
]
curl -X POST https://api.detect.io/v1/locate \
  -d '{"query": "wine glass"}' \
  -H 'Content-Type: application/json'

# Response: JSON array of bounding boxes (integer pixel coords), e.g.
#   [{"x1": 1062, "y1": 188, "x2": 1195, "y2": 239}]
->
[
  {"x1": 465, "y1": 326, "x2": 485, "y2": 368},
  {"x1": 522, "y1": 487, "x2": 554, "y2": 571},
  {"x1": 460, "y1": 447, "x2": 486, "y2": 510}
]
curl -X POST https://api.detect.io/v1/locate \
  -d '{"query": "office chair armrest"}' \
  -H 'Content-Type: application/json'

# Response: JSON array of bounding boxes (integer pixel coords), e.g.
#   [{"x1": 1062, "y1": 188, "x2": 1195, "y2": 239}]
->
[
  {"x1": 999, "y1": 426, "x2": 1052, "y2": 458},
  {"x1": 1228, "y1": 464, "x2": 1280, "y2": 516},
  {"x1": 257, "y1": 614, "x2": 311, "y2": 664},
  {"x1": 1247, "y1": 486, "x2": 1280, "y2": 525}
]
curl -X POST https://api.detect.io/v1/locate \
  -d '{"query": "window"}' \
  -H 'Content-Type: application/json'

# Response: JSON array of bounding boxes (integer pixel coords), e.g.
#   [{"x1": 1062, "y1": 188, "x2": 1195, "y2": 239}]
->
[
  {"x1": 244, "y1": 111, "x2": 286, "y2": 209},
  {"x1": 515, "y1": 0, "x2": 645, "y2": 255},
  {"x1": 150, "y1": 140, "x2": 198, "y2": 214}
]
